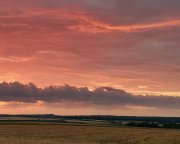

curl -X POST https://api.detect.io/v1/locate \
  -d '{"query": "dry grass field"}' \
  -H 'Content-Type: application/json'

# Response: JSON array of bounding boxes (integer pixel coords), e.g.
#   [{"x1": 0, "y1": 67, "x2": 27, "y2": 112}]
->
[{"x1": 0, "y1": 123, "x2": 179, "y2": 144}]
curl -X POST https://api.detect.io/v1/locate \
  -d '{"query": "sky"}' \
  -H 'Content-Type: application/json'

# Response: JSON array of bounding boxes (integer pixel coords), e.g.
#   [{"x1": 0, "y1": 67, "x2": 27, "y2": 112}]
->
[{"x1": 0, "y1": 0, "x2": 180, "y2": 116}]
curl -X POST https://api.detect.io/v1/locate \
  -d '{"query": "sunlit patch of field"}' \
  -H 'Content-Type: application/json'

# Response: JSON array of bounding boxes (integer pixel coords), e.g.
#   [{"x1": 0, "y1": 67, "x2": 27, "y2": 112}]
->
[{"x1": 0, "y1": 123, "x2": 179, "y2": 144}]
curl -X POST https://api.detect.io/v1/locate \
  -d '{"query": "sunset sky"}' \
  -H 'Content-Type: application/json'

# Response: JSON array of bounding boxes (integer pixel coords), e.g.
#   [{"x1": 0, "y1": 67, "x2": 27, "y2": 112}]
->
[{"x1": 0, "y1": 0, "x2": 180, "y2": 116}]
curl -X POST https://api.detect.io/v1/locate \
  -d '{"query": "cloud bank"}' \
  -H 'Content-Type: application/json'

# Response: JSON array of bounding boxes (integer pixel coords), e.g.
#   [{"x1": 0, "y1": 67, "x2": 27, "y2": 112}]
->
[{"x1": 0, "y1": 82, "x2": 179, "y2": 109}]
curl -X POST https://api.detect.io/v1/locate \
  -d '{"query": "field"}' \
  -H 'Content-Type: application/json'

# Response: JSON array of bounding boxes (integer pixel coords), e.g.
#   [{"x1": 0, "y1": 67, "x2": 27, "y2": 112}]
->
[{"x1": 0, "y1": 122, "x2": 179, "y2": 144}]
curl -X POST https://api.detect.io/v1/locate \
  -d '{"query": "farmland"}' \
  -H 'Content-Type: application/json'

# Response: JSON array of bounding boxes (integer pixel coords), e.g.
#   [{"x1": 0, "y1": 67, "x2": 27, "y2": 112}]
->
[{"x1": 0, "y1": 122, "x2": 179, "y2": 144}]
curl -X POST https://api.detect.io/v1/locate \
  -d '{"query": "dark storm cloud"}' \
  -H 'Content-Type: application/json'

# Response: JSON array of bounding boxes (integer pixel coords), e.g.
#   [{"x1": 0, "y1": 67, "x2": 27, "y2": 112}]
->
[
  {"x1": 38, "y1": 0, "x2": 180, "y2": 25},
  {"x1": 89, "y1": 0, "x2": 180, "y2": 24},
  {"x1": 0, "y1": 82, "x2": 180, "y2": 109}
]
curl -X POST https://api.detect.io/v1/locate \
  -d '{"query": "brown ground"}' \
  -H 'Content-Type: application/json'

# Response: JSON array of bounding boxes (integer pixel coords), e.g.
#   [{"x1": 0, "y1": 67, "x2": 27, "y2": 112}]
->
[{"x1": 0, "y1": 123, "x2": 179, "y2": 144}]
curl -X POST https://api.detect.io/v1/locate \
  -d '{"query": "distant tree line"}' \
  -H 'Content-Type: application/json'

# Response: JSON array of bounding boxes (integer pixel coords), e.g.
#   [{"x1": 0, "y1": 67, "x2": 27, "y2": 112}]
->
[
  {"x1": 124, "y1": 121, "x2": 180, "y2": 129},
  {"x1": 0, "y1": 114, "x2": 180, "y2": 129}
]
